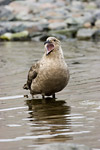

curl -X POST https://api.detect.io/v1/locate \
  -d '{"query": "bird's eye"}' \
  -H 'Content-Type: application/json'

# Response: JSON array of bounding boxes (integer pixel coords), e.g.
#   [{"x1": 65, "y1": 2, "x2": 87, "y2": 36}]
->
[{"x1": 53, "y1": 39, "x2": 56, "y2": 42}]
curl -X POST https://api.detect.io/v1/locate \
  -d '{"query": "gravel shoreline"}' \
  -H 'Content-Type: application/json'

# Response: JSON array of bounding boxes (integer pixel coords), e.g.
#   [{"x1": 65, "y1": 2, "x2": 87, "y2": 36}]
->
[{"x1": 0, "y1": 0, "x2": 100, "y2": 41}]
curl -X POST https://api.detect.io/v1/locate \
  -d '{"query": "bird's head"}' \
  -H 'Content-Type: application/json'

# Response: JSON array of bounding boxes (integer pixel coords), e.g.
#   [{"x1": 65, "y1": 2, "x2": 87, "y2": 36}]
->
[{"x1": 44, "y1": 37, "x2": 61, "y2": 55}]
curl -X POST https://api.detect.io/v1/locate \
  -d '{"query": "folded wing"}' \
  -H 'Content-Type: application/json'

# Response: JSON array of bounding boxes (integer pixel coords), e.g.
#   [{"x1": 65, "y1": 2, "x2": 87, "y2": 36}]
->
[{"x1": 23, "y1": 62, "x2": 40, "y2": 90}]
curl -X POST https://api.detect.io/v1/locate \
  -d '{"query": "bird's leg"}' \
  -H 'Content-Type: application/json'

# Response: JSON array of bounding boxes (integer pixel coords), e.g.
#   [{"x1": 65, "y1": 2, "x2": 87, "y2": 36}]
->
[
  {"x1": 52, "y1": 93, "x2": 55, "y2": 99},
  {"x1": 30, "y1": 90, "x2": 34, "y2": 99},
  {"x1": 42, "y1": 94, "x2": 45, "y2": 99},
  {"x1": 32, "y1": 94, "x2": 34, "y2": 99}
]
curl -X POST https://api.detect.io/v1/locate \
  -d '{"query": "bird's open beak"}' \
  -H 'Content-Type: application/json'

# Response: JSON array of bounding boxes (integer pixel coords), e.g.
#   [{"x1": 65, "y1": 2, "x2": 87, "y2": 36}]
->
[
  {"x1": 44, "y1": 40, "x2": 51, "y2": 45},
  {"x1": 44, "y1": 40, "x2": 54, "y2": 55}
]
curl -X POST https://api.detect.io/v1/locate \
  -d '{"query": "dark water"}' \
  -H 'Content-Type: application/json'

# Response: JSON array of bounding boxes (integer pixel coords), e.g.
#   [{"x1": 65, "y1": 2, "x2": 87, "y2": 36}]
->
[{"x1": 0, "y1": 40, "x2": 100, "y2": 150}]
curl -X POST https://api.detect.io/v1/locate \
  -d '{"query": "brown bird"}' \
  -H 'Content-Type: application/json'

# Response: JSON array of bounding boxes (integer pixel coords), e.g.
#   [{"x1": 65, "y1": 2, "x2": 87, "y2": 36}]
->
[{"x1": 23, "y1": 37, "x2": 70, "y2": 99}]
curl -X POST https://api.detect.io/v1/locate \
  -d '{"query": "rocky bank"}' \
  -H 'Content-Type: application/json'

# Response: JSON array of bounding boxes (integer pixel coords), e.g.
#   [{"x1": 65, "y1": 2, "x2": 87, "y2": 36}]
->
[{"x1": 0, "y1": 0, "x2": 100, "y2": 41}]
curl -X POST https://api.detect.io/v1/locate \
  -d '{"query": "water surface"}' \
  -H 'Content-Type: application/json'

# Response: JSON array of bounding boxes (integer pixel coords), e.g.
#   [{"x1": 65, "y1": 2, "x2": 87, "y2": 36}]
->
[{"x1": 0, "y1": 40, "x2": 100, "y2": 150}]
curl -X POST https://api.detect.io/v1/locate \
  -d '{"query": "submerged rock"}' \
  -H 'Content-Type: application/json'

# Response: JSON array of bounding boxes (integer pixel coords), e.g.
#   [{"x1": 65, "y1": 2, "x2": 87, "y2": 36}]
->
[{"x1": 35, "y1": 143, "x2": 92, "y2": 150}]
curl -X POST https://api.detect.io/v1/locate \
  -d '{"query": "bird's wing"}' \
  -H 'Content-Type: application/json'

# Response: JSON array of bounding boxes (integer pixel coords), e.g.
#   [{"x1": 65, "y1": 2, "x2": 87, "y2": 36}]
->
[{"x1": 23, "y1": 61, "x2": 40, "y2": 90}]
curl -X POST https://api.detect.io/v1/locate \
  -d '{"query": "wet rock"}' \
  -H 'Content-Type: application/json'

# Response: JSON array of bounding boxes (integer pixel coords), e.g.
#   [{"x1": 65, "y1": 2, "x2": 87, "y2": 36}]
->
[
  {"x1": 35, "y1": 143, "x2": 92, "y2": 150},
  {"x1": 0, "y1": 30, "x2": 29, "y2": 41},
  {"x1": 77, "y1": 28, "x2": 97, "y2": 40},
  {"x1": 0, "y1": 6, "x2": 15, "y2": 21}
]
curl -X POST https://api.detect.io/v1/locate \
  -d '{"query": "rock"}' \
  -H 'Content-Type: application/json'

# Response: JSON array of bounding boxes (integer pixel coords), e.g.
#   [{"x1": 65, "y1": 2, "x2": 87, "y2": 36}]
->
[
  {"x1": 0, "y1": 0, "x2": 100, "y2": 41},
  {"x1": 0, "y1": 27, "x2": 7, "y2": 35},
  {"x1": 0, "y1": 32, "x2": 12, "y2": 40},
  {"x1": 66, "y1": 17, "x2": 78, "y2": 27},
  {"x1": 77, "y1": 28, "x2": 97, "y2": 40},
  {"x1": 0, "y1": 6, "x2": 15, "y2": 21},
  {"x1": 85, "y1": 2, "x2": 97, "y2": 10},
  {"x1": 93, "y1": 9, "x2": 100, "y2": 20},
  {"x1": 31, "y1": 33, "x2": 67, "y2": 42},
  {"x1": 93, "y1": 29, "x2": 100, "y2": 40},
  {"x1": 71, "y1": 1, "x2": 84, "y2": 10},
  {"x1": 48, "y1": 22, "x2": 67, "y2": 30},
  {"x1": 31, "y1": 34, "x2": 49, "y2": 42},
  {"x1": 11, "y1": 30, "x2": 29, "y2": 41},
  {"x1": 0, "y1": 21, "x2": 25, "y2": 33},
  {"x1": 49, "y1": 33, "x2": 67, "y2": 41},
  {"x1": 7, "y1": 1, "x2": 30, "y2": 15},
  {"x1": 95, "y1": 0, "x2": 100, "y2": 8},
  {"x1": 0, "y1": 0, "x2": 13, "y2": 6},
  {"x1": 0, "y1": 30, "x2": 29, "y2": 41},
  {"x1": 7, "y1": 1, "x2": 41, "y2": 21},
  {"x1": 11, "y1": 24, "x2": 26, "y2": 33},
  {"x1": 83, "y1": 22, "x2": 91, "y2": 28},
  {"x1": 35, "y1": 143, "x2": 92, "y2": 150},
  {"x1": 52, "y1": 27, "x2": 79, "y2": 38},
  {"x1": 66, "y1": 12, "x2": 93, "y2": 27},
  {"x1": 95, "y1": 19, "x2": 100, "y2": 28},
  {"x1": 27, "y1": 22, "x2": 49, "y2": 34},
  {"x1": 15, "y1": 12, "x2": 34, "y2": 21},
  {"x1": 0, "y1": 21, "x2": 49, "y2": 34}
]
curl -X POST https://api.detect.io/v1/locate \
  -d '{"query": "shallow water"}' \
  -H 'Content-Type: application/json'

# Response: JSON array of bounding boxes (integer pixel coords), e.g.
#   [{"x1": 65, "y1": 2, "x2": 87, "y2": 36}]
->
[{"x1": 0, "y1": 40, "x2": 100, "y2": 150}]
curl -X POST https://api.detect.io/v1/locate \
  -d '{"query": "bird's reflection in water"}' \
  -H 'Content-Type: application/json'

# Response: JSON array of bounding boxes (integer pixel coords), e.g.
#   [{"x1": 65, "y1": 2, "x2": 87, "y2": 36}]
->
[{"x1": 26, "y1": 98, "x2": 72, "y2": 143}]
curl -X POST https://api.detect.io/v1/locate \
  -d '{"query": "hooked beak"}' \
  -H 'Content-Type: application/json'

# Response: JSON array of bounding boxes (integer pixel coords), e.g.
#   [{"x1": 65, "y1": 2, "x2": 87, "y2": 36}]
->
[{"x1": 44, "y1": 40, "x2": 51, "y2": 45}]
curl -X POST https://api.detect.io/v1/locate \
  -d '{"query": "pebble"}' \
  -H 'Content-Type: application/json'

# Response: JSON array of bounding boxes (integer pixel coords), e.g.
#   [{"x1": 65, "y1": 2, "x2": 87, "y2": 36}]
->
[{"x1": 0, "y1": 0, "x2": 100, "y2": 41}]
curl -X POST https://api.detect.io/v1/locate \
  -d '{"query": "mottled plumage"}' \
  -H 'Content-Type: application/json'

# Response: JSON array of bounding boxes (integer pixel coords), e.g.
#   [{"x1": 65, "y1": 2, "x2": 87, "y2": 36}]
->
[{"x1": 23, "y1": 37, "x2": 69, "y2": 98}]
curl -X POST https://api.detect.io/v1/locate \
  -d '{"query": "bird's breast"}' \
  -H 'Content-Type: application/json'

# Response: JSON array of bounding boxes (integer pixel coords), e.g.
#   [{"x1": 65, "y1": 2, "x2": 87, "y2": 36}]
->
[{"x1": 34, "y1": 60, "x2": 69, "y2": 94}]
